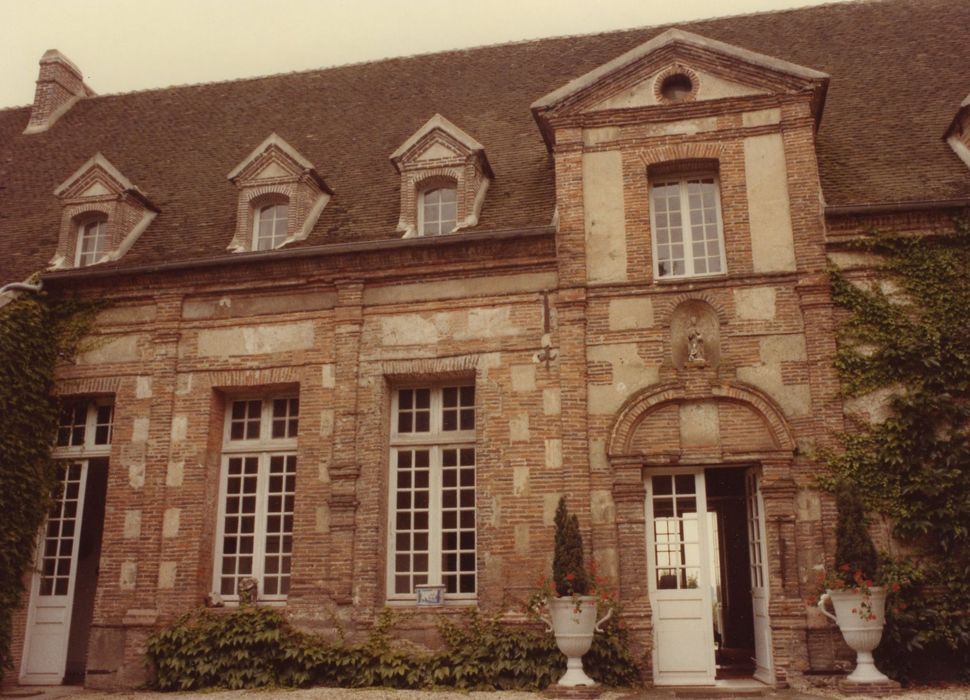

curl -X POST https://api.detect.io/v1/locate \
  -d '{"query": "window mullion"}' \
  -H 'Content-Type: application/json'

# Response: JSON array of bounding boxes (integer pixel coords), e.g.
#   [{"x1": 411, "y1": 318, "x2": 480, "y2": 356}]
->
[
  {"x1": 83, "y1": 402, "x2": 97, "y2": 450},
  {"x1": 680, "y1": 180, "x2": 695, "y2": 277},
  {"x1": 213, "y1": 456, "x2": 231, "y2": 595},
  {"x1": 429, "y1": 445, "x2": 443, "y2": 586},
  {"x1": 254, "y1": 452, "x2": 269, "y2": 588}
]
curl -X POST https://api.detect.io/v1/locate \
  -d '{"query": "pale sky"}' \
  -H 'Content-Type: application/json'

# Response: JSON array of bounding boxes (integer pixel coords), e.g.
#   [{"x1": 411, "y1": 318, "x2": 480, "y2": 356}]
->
[{"x1": 1, "y1": 0, "x2": 848, "y2": 110}]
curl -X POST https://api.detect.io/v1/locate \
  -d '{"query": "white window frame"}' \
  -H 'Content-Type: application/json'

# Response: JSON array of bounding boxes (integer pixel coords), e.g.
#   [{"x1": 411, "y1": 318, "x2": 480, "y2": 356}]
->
[
  {"x1": 212, "y1": 396, "x2": 299, "y2": 605},
  {"x1": 252, "y1": 201, "x2": 289, "y2": 251},
  {"x1": 386, "y1": 384, "x2": 477, "y2": 604},
  {"x1": 649, "y1": 174, "x2": 727, "y2": 280},
  {"x1": 418, "y1": 186, "x2": 458, "y2": 236},
  {"x1": 75, "y1": 218, "x2": 109, "y2": 268},
  {"x1": 53, "y1": 399, "x2": 114, "y2": 459}
]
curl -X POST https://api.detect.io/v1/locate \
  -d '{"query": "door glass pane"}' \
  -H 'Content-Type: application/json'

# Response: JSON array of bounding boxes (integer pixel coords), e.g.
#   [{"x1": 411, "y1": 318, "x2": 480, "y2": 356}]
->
[
  {"x1": 652, "y1": 473, "x2": 702, "y2": 590},
  {"x1": 39, "y1": 463, "x2": 84, "y2": 596}
]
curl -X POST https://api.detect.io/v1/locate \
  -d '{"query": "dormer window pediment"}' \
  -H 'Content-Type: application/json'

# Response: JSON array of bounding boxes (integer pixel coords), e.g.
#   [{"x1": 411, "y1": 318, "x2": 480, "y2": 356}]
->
[
  {"x1": 390, "y1": 114, "x2": 493, "y2": 238},
  {"x1": 49, "y1": 153, "x2": 157, "y2": 270},
  {"x1": 226, "y1": 133, "x2": 331, "y2": 253},
  {"x1": 531, "y1": 28, "x2": 829, "y2": 147}
]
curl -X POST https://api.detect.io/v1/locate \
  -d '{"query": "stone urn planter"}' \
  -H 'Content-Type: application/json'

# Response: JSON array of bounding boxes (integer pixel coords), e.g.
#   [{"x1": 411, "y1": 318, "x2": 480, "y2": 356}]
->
[
  {"x1": 543, "y1": 596, "x2": 612, "y2": 687},
  {"x1": 818, "y1": 587, "x2": 891, "y2": 684}
]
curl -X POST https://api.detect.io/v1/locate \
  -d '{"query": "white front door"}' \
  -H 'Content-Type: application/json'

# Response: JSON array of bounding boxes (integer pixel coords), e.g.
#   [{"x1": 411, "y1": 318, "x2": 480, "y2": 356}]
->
[
  {"x1": 745, "y1": 468, "x2": 774, "y2": 684},
  {"x1": 21, "y1": 462, "x2": 88, "y2": 684},
  {"x1": 646, "y1": 470, "x2": 716, "y2": 686}
]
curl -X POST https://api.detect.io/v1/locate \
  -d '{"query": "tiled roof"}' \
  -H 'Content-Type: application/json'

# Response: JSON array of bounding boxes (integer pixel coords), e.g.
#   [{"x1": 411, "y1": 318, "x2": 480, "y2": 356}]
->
[{"x1": 1, "y1": 0, "x2": 968, "y2": 283}]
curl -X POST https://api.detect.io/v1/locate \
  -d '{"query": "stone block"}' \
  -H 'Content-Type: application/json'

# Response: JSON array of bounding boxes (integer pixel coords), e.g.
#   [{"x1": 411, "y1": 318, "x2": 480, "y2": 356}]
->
[
  {"x1": 166, "y1": 460, "x2": 184, "y2": 487},
  {"x1": 734, "y1": 287, "x2": 776, "y2": 320},
  {"x1": 545, "y1": 439, "x2": 562, "y2": 469},
  {"x1": 120, "y1": 562, "x2": 137, "y2": 590},
  {"x1": 513, "y1": 464, "x2": 529, "y2": 496},
  {"x1": 162, "y1": 508, "x2": 180, "y2": 538},
  {"x1": 608, "y1": 297, "x2": 654, "y2": 330},
  {"x1": 197, "y1": 322, "x2": 315, "y2": 356},
  {"x1": 134, "y1": 376, "x2": 153, "y2": 399},
  {"x1": 123, "y1": 510, "x2": 141, "y2": 539},
  {"x1": 158, "y1": 562, "x2": 177, "y2": 589},
  {"x1": 590, "y1": 490, "x2": 615, "y2": 525},
  {"x1": 510, "y1": 364, "x2": 536, "y2": 392},
  {"x1": 509, "y1": 412, "x2": 530, "y2": 442},
  {"x1": 679, "y1": 402, "x2": 720, "y2": 447},
  {"x1": 543, "y1": 388, "x2": 561, "y2": 415}
]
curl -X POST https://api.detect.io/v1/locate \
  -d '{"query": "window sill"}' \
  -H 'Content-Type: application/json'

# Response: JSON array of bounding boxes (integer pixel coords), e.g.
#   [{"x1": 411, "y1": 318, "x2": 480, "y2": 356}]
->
[{"x1": 385, "y1": 598, "x2": 478, "y2": 609}]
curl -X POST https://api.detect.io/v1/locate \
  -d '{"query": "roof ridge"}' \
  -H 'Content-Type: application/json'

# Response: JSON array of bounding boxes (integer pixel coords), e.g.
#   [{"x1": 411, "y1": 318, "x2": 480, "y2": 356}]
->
[{"x1": 1, "y1": 0, "x2": 883, "y2": 110}]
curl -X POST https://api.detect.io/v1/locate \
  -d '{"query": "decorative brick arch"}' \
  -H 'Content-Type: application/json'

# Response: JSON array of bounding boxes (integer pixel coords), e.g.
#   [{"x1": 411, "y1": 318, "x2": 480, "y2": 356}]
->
[
  {"x1": 608, "y1": 381, "x2": 796, "y2": 457},
  {"x1": 245, "y1": 184, "x2": 295, "y2": 203},
  {"x1": 636, "y1": 141, "x2": 724, "y2": 167}
]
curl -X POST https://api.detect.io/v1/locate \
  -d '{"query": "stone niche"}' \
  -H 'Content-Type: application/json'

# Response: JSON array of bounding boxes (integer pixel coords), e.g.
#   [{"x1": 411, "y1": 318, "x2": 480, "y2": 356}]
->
[{"x1": 670, "y1": 299, "x2": 720, "y2": 370}]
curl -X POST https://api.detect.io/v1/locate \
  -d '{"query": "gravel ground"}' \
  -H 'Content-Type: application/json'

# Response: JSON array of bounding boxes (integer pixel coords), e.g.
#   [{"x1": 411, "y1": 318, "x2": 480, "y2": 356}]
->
[{"x1": 17, "y1": 684, "x2": 966, "y2": 700}]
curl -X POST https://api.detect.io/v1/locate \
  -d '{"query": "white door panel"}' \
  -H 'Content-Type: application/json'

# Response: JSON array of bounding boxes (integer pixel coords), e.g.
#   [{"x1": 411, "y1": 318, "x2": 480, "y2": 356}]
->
[
  {"x1": 646, "y1": 470, "x2": 716, "y2": 686},
  {"x1": 746, "y1": 468, "x2": 774, "y2": 684},
  {"x1": 21, "y1": 462, "x2": 88, "y2": 685}
]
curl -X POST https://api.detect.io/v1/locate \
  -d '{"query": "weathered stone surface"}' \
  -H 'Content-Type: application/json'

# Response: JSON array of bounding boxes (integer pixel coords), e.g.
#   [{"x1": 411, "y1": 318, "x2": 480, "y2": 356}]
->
[
  {"x1": 734, "y1": 286, "x2": 776, "y2": 320},
  {"x1": 197, "y1": 322, "x2": 315, "y2": 356},
  {"x1": 745, "y1": 133, "x2": 797, "y2": 272},
  {"x1": 583, "y1": 150, "x2": 627, "y2": 283},
  {"x1": 608, "y1": 296, "x2": 654, "y2": 330}
]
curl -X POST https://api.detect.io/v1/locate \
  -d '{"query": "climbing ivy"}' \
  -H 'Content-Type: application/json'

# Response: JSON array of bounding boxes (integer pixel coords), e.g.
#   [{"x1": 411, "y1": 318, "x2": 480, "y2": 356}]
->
[
  {"x1": 826, "y1": 220, "x2": 970, "y2": 679},
  {"x1": 0, "y1": 292, "x2": 102, "y2": 683},
  {"x1": 146, "y1": 606, "x2": 641, "y2": 691}
]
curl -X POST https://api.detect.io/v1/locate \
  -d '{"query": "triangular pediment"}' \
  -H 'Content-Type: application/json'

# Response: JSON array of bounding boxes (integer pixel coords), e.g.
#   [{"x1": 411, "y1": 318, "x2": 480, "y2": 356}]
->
[
  {"x1": 54, "y1": 153, "x2": 136, "y2": 200},
  {"x1": 390, "y1": 114, "x2": 493, "y2": 176},
  {"x1": 588, "y1": 64, "x2": 769, "y2": 111},
  {"x1": 227, "y1": 133, "x2": 329, "y2": 191},
  {"x1": 532, "y1": 28, "x2": 828, "y2": 118},
  {"x1": 415, "y1": 139, "x2": 464, "y2": 162}
]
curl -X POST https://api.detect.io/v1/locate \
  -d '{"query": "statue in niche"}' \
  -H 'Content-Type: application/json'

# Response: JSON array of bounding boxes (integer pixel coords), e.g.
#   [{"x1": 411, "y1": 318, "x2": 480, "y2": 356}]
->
[
  {"x1": 238, "y1": 576, "x2": 259, "y2": 605},
  {"x1": 686, "y1": 315, "x2": 706, "y2": 364}
]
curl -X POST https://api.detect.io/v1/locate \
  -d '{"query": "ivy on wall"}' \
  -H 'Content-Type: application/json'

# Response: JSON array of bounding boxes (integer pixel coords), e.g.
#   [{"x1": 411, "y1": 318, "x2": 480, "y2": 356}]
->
[
  {"x1": 827, "y1": 221, "x2": 970, "y2": 679},
  {"x1": 146, "y1": 606, "x2": 641, "y2": 691},
  {"x1": 0, "y1": 292, "x2": 101, "y2": 683}
]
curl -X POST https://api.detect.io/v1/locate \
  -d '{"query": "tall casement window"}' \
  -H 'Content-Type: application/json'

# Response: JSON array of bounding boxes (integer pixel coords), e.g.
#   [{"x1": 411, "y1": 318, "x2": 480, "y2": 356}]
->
[
  {"x1": 75, "y1": 218, "x2": 109, "y2": 267},
  {"x1": 253, "y1": 202, "x2": 289, "y2": 251},
  {"x1": 214, "y1": 397, "x2": 299, "y2": 603},
  {"x1": 387, "y1": 385, "x2": 476, "y2": 602},
  {"x1": 41, "y1": 400, "x2": 113, "y2": 596},
  {"x1": 650, "y1": 175, "x2": 726, "y2": 279},
  {"x1": 420, "y1": 187, "x2": 457, "y2": 236}
]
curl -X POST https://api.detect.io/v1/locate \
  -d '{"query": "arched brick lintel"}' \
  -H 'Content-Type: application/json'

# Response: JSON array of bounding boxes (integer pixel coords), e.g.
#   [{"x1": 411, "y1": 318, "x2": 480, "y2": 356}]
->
[
  {"x1": 636, "y1": 141, "x2": 725, "y2": 168},
  {"x1": 607, "y1": 381, "x2": 796, "y2": 456}
]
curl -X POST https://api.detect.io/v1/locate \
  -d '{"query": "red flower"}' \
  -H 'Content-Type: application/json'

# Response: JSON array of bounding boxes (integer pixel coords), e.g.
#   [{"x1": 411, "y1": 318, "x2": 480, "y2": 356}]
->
[{"x1": 565, "y1": 572, "x2": 575, "y2": 582}]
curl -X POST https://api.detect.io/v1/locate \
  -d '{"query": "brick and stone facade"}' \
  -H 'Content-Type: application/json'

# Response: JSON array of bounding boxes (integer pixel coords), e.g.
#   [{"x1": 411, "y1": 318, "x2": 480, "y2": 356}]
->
[{"x1": 2, "y1": 0, "x2": 969, "y2": 690}]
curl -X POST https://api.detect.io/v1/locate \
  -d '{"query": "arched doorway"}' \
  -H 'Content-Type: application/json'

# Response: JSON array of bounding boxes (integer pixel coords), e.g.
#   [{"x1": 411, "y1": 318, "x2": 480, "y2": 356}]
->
[{"x1": 609, "y1": 383, "x2": 795, "y2": 687}]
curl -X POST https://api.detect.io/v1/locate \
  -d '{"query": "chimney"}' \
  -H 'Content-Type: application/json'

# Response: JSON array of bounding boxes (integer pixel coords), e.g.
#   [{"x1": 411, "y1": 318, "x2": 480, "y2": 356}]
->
[{"x1": 23, "y1": 50, "x2": 95, "y2": 135}]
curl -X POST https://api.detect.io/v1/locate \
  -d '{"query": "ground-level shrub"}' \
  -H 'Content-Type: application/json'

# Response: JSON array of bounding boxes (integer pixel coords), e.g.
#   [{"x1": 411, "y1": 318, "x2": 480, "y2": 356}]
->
[{"x1": 146, "y1": 605, "x2": 640, "y2": 691}]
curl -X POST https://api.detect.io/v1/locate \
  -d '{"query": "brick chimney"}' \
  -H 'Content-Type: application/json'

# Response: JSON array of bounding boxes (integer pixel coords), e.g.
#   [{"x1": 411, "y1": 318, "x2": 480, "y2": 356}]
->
[{"x1": 23, "y1": 50, "x2": 95, "y2": 135}]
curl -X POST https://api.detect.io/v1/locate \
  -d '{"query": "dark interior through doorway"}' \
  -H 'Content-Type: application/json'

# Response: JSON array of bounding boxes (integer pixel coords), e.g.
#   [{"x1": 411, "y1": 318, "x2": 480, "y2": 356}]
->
[
  {"x1": 705, "y1": 466, "x2": 755, "y2": 679},
  {"x1": 63, "y1": 458, "x2": 108, "y2": 684}
]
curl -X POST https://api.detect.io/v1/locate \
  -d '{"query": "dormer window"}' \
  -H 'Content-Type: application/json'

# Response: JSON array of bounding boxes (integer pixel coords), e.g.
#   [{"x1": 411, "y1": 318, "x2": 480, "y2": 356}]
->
[
  {"x1": 390, "y1": 114, "x2": 493, "y2": 239},
  {"x1": 254, "y1": 201, "x2": 289, "y2": 251},
  {"x1": 76, "y1": 217, "x2": 109, "y2": 267},
  {"x1": 49, "y1": 153, "x2": 157, "y2": 270},
  {"x1": 420, "y1": 187, "x2": 457, "y2": 236},
  {"x1": 227, "y1": 133, "x2": 331, "y2": 254}
]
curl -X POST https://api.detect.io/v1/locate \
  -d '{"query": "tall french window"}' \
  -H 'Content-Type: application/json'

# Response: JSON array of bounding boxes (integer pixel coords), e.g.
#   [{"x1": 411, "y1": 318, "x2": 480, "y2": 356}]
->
[
  {"x1": 388, "y1": 385, "x2": 476, "y2": 601},
  {"x1": 214, "y1": 397, "x2": 298, "y2": 602}
]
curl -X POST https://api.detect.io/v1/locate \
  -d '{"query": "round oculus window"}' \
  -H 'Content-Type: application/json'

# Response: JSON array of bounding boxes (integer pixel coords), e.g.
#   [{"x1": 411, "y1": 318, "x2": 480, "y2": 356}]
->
[{"x1": 659, "y1": 73, "x2": 694, "y2": 102}]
